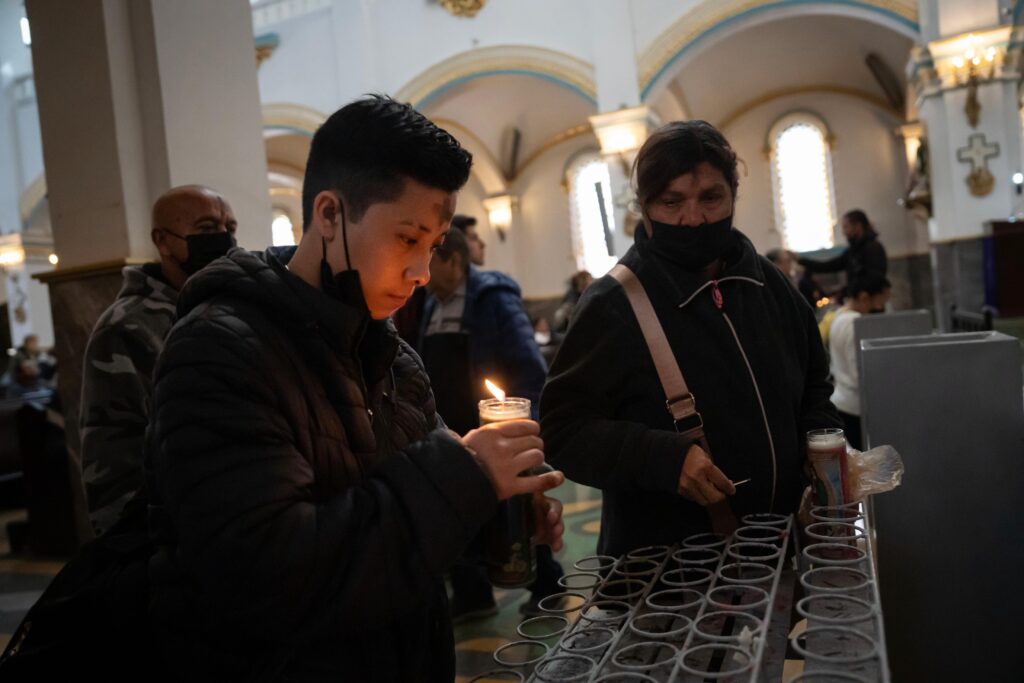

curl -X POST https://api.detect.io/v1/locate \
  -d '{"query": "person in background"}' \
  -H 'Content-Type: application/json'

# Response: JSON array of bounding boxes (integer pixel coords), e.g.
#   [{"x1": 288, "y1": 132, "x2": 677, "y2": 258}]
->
[
  {"x1": 79, "y1": 184, "x2": 237, "y2": 537},
  {"x1": 452, "y1": 214, "x2": 486, "y2": 266},
  {"x1": 798, "y1": 209, "x2": 888, "y2": 289},
  {"x1": 6, "y1": 359, "x2": 48, "y2": 399},
  {"x1": 542, "y1": 120, "x2": 840, "y2": 557},
  {"x1": 765, "y1": 248, "x2": 796, "y2": 284},
  {"x1": 145, "y1": 95, "x2": 564, "y2": 680},
  {"x1": 552, "y1": 270, "x2": 593, "y2": 333},
  {"x1": 7, "y1": 334, "x2": 41, "y2": 375},
  {"x1": 827, "y1": 274, "x2": 892, "y2": 450},
  {"x1": 393, "y1": 214, "x2": 484, "y2": 347},
  {"x1": 421, "y1": 227, "x2": 564, "y2": 619},
  {"x1": 533, "y1": 316, "x2": 562, "y2": 366}
]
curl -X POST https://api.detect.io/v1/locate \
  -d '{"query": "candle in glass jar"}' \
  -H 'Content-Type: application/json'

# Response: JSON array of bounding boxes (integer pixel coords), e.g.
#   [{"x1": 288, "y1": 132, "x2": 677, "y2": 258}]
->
[
  {"x1": 478, "y1": 397, "x2": 532, "y2": 425},
  {"x1": 478, "y1": 381, "x2": 537, "y2": 588}
]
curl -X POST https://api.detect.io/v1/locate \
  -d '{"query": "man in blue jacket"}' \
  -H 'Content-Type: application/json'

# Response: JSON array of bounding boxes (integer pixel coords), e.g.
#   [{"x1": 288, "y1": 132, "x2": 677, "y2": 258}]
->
[{"x1": 421, "y1": 228, "x2": 563, "y2": 619}]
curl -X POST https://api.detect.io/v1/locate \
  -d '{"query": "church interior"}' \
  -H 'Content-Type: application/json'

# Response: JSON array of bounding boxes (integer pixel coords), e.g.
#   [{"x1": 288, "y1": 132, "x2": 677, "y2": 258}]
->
[{"x1": 0, "y1": 1, "x2": 1022, "y2": 681}]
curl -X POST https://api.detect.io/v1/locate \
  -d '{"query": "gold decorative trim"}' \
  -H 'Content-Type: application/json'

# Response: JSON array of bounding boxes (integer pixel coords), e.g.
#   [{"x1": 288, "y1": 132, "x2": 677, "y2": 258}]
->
[
  {"x1": 395, "y1": 45, "x2": 597, "y2": 108},
  {"x1": 33, "y1": 258, "x2": 150, "y2": 285},
  {"x1": 430, "y1": 117, "x2": 508, "y2": 195},
  {"x1": 269, "y1": 187, "x2": 302, "y2": 199},
  {"x1": 719, "y1": 85, "x2": 898, "y2": 131},
  {"x1": 262, "y1": 103, "x2": 328, "y2": 137},
  {"x1": 639, "y1": 0, "x2": 918, "y2": 96},
  {"x1": 516, "y1": 124, "x2": 594, "y2": 178},
  {"x1": 439, "y1": 0, "x2": 486, "y2": 18},
  {"x1": 256, "y1": 44, "x2": 277, "y2": 67}
]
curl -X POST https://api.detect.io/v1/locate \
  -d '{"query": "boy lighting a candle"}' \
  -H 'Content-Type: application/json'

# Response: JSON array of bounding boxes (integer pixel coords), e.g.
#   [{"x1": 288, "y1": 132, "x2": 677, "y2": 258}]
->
[{"x1": 145, "y1": 95, "x2": 564, "y2": 682}]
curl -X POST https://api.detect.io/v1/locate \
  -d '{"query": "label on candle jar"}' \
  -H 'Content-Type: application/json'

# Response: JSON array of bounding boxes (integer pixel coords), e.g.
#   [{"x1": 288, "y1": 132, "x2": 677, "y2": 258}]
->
[{"x1": 807, "y1": 429, "x2": 850, "y2": 507}]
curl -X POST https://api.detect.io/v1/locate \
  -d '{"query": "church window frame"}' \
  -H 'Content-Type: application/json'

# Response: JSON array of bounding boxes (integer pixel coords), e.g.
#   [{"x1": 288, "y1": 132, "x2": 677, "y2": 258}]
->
[{"x1": 565, "y1": 151, "x2": 618, "y2": 277}]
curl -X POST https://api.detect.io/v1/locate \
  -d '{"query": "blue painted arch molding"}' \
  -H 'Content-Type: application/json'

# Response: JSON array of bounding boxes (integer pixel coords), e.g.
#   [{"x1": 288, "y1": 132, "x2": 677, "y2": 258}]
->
[{"x1": 640, "y1": 0, "x2": 921, "y2": 103}]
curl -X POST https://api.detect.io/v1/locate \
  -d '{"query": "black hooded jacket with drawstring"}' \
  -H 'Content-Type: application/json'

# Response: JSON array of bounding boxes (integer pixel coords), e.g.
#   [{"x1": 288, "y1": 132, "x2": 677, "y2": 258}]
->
[
  {"x1": 145, "y1": 247, "x2": 496, "y2": 681},
  {"x1": 540, "y1": 227, "x2": 840, "y2": 557}
]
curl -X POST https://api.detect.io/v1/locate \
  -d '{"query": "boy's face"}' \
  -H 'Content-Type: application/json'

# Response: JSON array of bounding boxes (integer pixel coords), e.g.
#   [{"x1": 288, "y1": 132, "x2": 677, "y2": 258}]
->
[{"x1": 334, "y1": 178, "x2": 456, "y2": 320}]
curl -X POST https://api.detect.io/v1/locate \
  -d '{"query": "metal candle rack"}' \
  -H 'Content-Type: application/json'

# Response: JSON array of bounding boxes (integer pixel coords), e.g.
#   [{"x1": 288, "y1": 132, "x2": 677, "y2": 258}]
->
[{"x1": 472, "y1": 506, "x2": 889, "y2": 683}]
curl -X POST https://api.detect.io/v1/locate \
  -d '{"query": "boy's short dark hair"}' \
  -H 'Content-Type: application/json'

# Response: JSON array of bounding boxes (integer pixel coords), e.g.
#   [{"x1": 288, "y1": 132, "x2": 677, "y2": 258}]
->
[
  {"x1": 302, "y1": 95, "x2": 473, "y2": 229},
  {"x1": 434, "y1": 225, "x2": 470, "y2": 273},
  {"x1": 847, "y1": 273, "x2": 891, "y2": 298},
  {"x1": 633, "y1": 120, "x2": 739, "y2": 208},
  {"x1": 450, "y1": 215, "x2": 477, "y2": 232}
]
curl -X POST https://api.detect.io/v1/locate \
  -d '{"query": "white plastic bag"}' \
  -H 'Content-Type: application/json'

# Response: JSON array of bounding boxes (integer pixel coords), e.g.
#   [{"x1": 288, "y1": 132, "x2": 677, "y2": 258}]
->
[{"x1": 846, "y1": 444, "x2": 904, "y2": 501}]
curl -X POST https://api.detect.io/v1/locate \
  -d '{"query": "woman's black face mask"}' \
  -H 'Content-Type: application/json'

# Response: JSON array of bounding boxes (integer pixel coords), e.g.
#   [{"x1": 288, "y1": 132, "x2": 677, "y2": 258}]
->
[{"x1": 645, "y1": 214, "x2": 735, "y2": 271}]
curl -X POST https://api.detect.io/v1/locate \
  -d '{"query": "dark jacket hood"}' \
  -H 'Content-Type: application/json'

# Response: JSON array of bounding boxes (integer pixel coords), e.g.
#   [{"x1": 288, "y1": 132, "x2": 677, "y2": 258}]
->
[
  {"x1": 630, "y1": 225, "x2": 768, "y2": 306},
  {"x1": 466, "y1": 266, "x2": 521, "y2": 300},
  {"x1": 177, "y1": 247, "x2": 392, "y2": 364}
]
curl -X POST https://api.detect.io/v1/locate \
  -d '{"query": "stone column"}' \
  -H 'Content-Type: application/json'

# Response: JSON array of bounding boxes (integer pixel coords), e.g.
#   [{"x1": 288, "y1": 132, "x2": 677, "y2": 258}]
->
[
  {"x1": 911, "y1": 0, "x2": 1022, "y2": 329},
  {"x1": 25, "y1": 0, "x2": 270, "y2": 543}
]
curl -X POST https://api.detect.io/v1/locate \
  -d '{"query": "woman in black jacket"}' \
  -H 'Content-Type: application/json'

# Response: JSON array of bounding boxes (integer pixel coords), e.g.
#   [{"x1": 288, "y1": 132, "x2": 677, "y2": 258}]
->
[{"x1": 540, "y1": 120, "x2": 840, "y2": 557}]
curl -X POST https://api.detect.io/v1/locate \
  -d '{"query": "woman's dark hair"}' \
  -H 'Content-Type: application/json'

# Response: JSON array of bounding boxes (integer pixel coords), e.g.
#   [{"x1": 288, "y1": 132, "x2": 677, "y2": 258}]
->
[
  {"x1": 302, "y1": 94, "x2": 472, "y2": 229},
  {"x1": 843, "y1": 209, "x2": 871, "y2": 231},
  {"x1": 847, "y1": 273, "x2": 891, "y2": 298},
  {"x1": 632, "y1": 120, "x2": 739, "y2": 208}
]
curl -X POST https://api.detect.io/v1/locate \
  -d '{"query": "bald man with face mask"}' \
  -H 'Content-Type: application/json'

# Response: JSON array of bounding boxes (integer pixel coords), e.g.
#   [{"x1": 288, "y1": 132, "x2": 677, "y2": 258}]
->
[{"x1": 80, "y1": 185, "x2": 237, "y2": 536}]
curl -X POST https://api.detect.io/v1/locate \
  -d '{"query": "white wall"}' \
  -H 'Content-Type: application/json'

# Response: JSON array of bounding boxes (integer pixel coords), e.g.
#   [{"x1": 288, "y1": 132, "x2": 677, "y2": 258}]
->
[
  {"x1": 508, "y1": 137, "x2": 594, "y2": 299},
  {"x1": 256, "y1": 0, "x2": 602, "y2": 108},
  {"x1": 724, "y1": 93, "x2": 927, "y2": 258},
  {"x1": 0, "y1": 0, "x2": 41, "y2": 235}
]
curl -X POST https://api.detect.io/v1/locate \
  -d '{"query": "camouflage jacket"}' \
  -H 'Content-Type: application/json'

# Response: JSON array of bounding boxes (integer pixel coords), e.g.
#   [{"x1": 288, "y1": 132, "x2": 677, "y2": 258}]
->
[{"x1": 80, "y1": 262, "x2": 177, "y2": 536}]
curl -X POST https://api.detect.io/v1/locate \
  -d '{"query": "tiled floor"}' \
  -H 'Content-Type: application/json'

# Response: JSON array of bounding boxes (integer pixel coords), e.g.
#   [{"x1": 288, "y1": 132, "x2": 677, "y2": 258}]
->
[
  {"x1": 453, "y1": 483, "x2": 604, "y2": 681},
  {"x1": 0, "y1": 510, "x2": 65, "y2": 652}
]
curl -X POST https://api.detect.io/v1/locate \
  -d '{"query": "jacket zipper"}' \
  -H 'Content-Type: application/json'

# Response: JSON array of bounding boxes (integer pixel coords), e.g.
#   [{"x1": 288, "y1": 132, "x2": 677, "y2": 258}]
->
[{"x1": 710, "y1": 280, "x2": 778, "y2": 511}]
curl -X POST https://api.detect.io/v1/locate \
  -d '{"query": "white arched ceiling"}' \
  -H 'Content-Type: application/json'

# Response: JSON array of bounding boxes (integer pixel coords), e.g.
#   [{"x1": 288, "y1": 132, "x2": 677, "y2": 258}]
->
[
  {"x1": 639, "y1": 0, "x2": 918, "y2": 104},
  {"x1": 648, "y1": 13, "x2": 915, "y2": 128},
  {"x1": 422, "y1": 73, "x2": 597, "y2": 189},
  {"x1": 262, "y1": 104, "x2": 323, "y2": 234}
]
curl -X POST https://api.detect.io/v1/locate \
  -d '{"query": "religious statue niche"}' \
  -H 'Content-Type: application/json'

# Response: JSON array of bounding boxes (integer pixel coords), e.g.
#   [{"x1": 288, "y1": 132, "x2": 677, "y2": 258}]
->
[
  {"x1": 439, "y1": 0, "x2": 486, "y2": 18},
  {"x1": 957, "y1": 133, "x2": 999, "y2": 197},
  {"x1": 902, "y1": 139, "x2": 932, "y2": 217},
  {"x1": 7, "y1": 273, "x2": 28, "y2": 324}
]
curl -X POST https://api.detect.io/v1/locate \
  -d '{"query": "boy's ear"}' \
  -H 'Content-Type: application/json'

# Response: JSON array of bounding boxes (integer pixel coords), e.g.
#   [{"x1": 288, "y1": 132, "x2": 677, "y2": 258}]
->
[{"x1": 312, "y1": 191, "x2": 342, "y2": 240}]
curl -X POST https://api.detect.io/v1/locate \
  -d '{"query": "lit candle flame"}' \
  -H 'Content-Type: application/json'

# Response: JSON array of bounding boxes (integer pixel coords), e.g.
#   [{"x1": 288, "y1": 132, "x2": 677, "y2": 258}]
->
[{"x1": 485, "y1": 379, "x2": 506, "y2": 401}]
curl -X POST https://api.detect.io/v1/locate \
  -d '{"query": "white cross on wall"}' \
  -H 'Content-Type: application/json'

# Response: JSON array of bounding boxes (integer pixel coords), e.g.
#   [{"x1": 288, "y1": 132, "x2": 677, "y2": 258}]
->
[{"x1": 957, "y1": 133, "x2": 1000, "y2": 173}]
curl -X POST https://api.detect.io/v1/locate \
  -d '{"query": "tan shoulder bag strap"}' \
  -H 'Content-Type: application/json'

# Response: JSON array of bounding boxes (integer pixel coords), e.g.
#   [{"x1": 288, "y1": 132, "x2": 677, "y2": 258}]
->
[
  {"x1": 610, "y1": 263, "x2": 738, "y2": 533},
  {"x1": 609, "y1": 264, "x2": 703, "y2": 440}
]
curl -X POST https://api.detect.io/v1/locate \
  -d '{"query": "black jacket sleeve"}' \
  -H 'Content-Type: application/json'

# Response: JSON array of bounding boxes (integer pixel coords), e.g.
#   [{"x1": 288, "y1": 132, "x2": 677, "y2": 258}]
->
[
  {"x1": 799, "y1": 249, "x2": 848, "y2": 274},
  {"x1": 862, "y1": 240, "x2": 888, "y2": 276},
  {"x1": 540, "y1": 288, "x2": 691, "y2": 495},
  {"x1": 149, "y1": 316, "x2": 496, "y2": 642}
]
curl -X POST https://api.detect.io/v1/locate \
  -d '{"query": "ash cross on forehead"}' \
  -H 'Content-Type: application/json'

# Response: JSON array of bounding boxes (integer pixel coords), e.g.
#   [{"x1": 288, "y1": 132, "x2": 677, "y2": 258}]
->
[{"x1": 957, "y1": 133, "x2": 999, "y2": 174}]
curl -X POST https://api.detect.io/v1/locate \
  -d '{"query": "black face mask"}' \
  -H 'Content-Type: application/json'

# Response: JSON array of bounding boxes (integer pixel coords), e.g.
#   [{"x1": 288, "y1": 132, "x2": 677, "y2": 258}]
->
[
  {"x1": 163, "y1": 230, "x2": 236, "y2": 275},
  {"x1": 646, "y1": 214, "x2": 736, "y2": 271},
  {"x1": 319, "y1": 198, "x2": 369, "y2": 311},
  {"x1": 869, "y1": 307, "x2": 886, "y2": 314}
]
